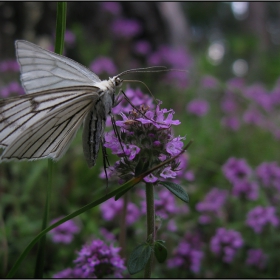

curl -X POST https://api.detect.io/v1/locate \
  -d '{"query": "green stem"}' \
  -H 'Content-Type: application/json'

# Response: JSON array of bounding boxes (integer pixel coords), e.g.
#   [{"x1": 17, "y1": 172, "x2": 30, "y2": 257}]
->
[
  {"x1": 144, "y1": 183, "x2": 155, "y2": 278},
  {"x1": 33, "y1": 2, "x2": 67, "y2": 278}
]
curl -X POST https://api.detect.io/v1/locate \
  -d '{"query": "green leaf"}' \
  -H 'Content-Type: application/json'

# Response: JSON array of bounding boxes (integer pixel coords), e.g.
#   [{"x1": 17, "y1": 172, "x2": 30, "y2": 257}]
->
[
  {"x1": 127, "y1": 243, "x2": 152, "y2": 275},
  {"x1": 154, "y1": 241, "x2": 168, "y2": 263},
  {"x1": 159, "y1": 181, "x2": 189, "y2": 203}
]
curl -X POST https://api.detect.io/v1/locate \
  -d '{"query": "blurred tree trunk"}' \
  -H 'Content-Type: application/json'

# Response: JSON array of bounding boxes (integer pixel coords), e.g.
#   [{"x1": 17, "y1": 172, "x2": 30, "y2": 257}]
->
[{"x1": 157, "y1": 2, "x2": 190, "y2": 48}]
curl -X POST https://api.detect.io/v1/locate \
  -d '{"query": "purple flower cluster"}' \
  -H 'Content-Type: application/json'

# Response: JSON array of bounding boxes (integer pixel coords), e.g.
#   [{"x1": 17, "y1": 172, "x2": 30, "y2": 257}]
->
[
  {"x1": 100, "y1": 1, "x2": 122, "y2": 16},
  {"x1": 49, "y1": 217, "x2": 80, "y2": 244},
  {"x1": 0, "y1": 59, "x2": 19, "y2": 72},
  {"x1": 246, "y1": 206, "x2": 279, "y2": 233},
  {"x1": 100, "y1": 197, "x2": 141, "y2": 226},
  {"x1": 210, "y1": 228, "x2": 244, "y2": 263},
  {"x1": 0, "y1": 81, "x2": 25, "y2": 97},
  {"x1": 222, "y1": 157, "x2": 259, "y2": 200},
  {"x1": 256, "y1": 161, "x2": 280, "y2": 191},
  {"x1": 200, "y1": 75, "x2": 219, "y2": 89},
  {"x1": 133, "y1": 40, "x2": 152, "y2": 56},
  {"x1": 196, "y1": 187, "x2": 228, "y2": 224},
  {"x1": 186, "y1": 99, "x2": 209, "y2": 117},
  {"x1": 222, "y1": 157, "x2": 252, "y2": 184},
  {"x1": 167, "y1": 233, "x2": 204, "y2": 274},
  {"x1": 89, "y1": 56, "x2": 117, "y2": 76},
  {"x1": 246, "y1": 248, "x2": 268, "y2": 270},
  {"x1": 53, "y1": 239, "x2": 126, "y2": 278},
  {"x1": 111, "y1": 18, "x2": 142, "y2": 39},
  {"x1": 147, "y1": 45, "x2": 192, "y2": 89},
  {"x1": 104, "y1": 100, "x2": 184, "y2": 184}
]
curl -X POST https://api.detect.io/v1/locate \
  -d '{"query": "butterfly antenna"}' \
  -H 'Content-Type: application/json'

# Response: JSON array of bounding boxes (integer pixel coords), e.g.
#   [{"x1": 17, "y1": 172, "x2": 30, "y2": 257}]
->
[
  {"x1": 123, "y1": 79, "x2": 155, "y2": 99},
  {"x1": 116, "y1": 66, "x2": 167, "y2": 78}
]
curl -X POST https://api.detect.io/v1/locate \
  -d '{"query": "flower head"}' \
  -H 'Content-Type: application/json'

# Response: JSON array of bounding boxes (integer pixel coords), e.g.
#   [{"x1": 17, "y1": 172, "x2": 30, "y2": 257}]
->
[
  {"x1": 187, "y1": 99, "x2": 209, "y2": 116},
  {"x1": 246, "y1": 206, "x2": 279, "y2": 234},
  {"x1": 49, "y1": 217, "x2": 80, "y2": 244},
  {"x1": 103, "y1": 100, "x2": 184, "y2": 183},
  {"x1": 167, "y1": 232, "x2": 204, "y2": 274},
  {"x1": 196, "y1": 187, "x2": 228, "y2": 224},
  {"x1": 246, "y1": 249, "x2": 268, "y2": 270},
  {"x1": 53, "y1": 239, "x2": 126, "y2": 278},
  {"x1": 210, "y1": 228, "x2": 243, "y2": 263},
  {"x1": 111, "y1": 18, "x2": 142, "y2": 39}
]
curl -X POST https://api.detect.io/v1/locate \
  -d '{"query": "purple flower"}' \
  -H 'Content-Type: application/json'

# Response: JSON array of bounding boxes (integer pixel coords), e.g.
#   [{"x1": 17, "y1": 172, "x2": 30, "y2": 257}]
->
[
  {"x1": 100, "y1": 197, "x2": 140, "y2": 226},
  {"x1": 243, "y1": 108, "x2": 264, "y2": 126},
  {"x1": 49, "y1": 217, "x2": 80, "y2": 244},
  {"x1": 103, "y1": 100, "x2": 185, "y2": 184},
  {"x1": 210, "y1": 228, "x2": 243, "y2": 263},
  {"x1": 89, "y1": 56, "x2": 117, "y2": 76},
  {"x1": 226, "y1": 77, "x2": 245, "y2": 90},
  {"x1": 166, "y1": 136, "x2": 184, "y2": 156},
  {"x1": 256, "y1": 162, "x2": 280, "y2": 190},
  {"x1": 111, "y1": 18, "x2": 142, "y2": 38},
  {"x1": 100, "y1": 1, "x2": 122, "y2": 15},
  {"x1": 244, "y1": 84, "x2": 272, "y2": 112},
  {"x1": 196, "y1": 187, "x2": 228, "y2": 224},
  {"x1": 221, "y1": 96, "x2": 238, "y2": 113},
  {"x1": 232, "y1": 180, "x2": 259, "y2": 200},
  {"x1": 246, "y1": 206, "x2": 279, "y2": 234},
  {"x1": 133, "y1": 40, "x2": 151, "y2": 56},
  {"x1": 143, "y1": 173, "x2": 158, "y2": 183},
  {"x1": 221, "y1": 116, "x2": 240, "y2": 131},
  {"x1": 64, "y1": 30, "x2": 76, "y2": 45},
  {"x1": 222, "y1": 157, "x2": 252, "y2": 184},
  {"x1": 53, "y1": 239, "x2": 126, "y2": 278},
  {"x1": 201, "y1": 75, "x2": 219, "y2": 89},
  {"x1": 167, "y1": 233, "x2": 204, "y2": 274},
  {"x1": 187, "y1": 99, "x2": 209, "y2": 116},
  {"x1": 246, "y1": 248, "x2": 268, "y2": 270},
  {"x1": 0, "y1": 60, "x2": 19, "y2": 72}
]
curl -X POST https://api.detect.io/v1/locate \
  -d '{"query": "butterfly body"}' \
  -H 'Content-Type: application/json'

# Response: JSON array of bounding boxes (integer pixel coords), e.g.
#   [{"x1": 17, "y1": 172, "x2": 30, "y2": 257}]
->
[{"x1": 0, "y1": 40, "x2": 122, "y2": 167}]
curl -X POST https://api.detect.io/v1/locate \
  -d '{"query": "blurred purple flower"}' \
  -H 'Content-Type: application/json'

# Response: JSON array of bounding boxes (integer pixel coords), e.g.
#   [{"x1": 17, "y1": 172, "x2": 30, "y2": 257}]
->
[
  {"x1": 167, "y1": 233, "x2": 204, "y2": 274},
  {"x1": 0, "y1": 81, "x2": 25, "y2": 97},
  {"x1": 64, "y1": 30, "x2": 76, "y2": 45},
  {"x1": 90, "y1": 56, "x2": 117, "y2": 76},
  {"x1": 232, "y1": 180, "x2": 259, "y2": 201},
  {"x1": 54, "y1": 239, "x2": 126, "y2": 278},
  {"x1": 133, "y1": 40, "x2": 151, "y2": 56},
  {"x1": 99, "y1": 227, "x2": 116, "y2": 242},
  {"x1": 226, "y1": 77, "x2": 245, "y2": 91},
  {"x1": 221, "y1": 96, "x2": 238, "y2": 113},
  {"x1": 49, "y1": 217, "x2": 80, "y2": 244},
  {"x1": 100, "y1": 197, "x2": 141, "y2": 226},
  {"x1": 196, "y1": 187, "x2": 228, "y2": 224},
  {"x1": 222, "y1": 157, "x2": 252, "y2": 184},
  {"x1": 201, "y1": 75, "x2": 219, "y2": 89},
  {"x1": 147, "y1": 45, "x2": 192, "y2": 89},
  {"x1": 244, "y1": 84, "x2": 272, "y2": 112},
  {"x1": 246, "y1": 206, "x2": 279, "y2": 234},
  {"x1": 246, "y1": 248, "x2": 268, "y2": 270},
  {"x1": 221, "y1": 116, "x2": 240, "y2": 131},
  {"x1": 256, "y1": 162, "x2": 280, "y2": 191},
  {"x1": 111, "y1": 18, "x2": 142, "y2": 38},
  {"x1": 0, "y1": 59, "x2": 19, "y2": 72},
  {"x1": 100, "y1": 1, "x2": 122, "y2": 15},
  {"x1": 187, "y1": 99, "x2": 209, "y2": 117},
  {"x1": 167, "y1": 219, "x2": 177, "y2": 232},
  {"x1": 243, "y1": 108, "x2": 264, "y2": 126},
  {"x1": 210, "y1": 228, "x2": 243, "y2": 263}
]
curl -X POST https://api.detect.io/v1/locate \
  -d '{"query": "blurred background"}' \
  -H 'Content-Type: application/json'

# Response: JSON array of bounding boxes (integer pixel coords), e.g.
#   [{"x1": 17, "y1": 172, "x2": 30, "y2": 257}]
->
[{"x1": 1, "y1": 2, "x2": 280, "y2": 278}]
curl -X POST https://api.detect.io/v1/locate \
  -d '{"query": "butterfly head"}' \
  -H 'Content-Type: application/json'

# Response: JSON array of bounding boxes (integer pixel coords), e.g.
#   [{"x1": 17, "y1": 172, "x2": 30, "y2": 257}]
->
[{"x1": 113, "y1": 76, "x2": 123, "y2": 88}]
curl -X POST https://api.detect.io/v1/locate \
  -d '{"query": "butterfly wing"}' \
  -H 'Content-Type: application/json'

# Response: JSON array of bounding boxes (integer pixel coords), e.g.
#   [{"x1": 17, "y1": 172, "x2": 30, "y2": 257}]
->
[
  {"x1": 15, "y1": 40, "x2": 101, "y2": 94},
  {"x1": 0, "y1": 86, "x2": 100, "y2": 161}
]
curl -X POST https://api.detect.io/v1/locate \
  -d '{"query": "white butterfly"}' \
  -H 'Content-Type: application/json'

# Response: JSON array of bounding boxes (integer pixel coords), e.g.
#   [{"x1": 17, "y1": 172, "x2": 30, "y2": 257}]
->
[{"x1": 0, "y1": 40, "x2": 164, "y2": 167}]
